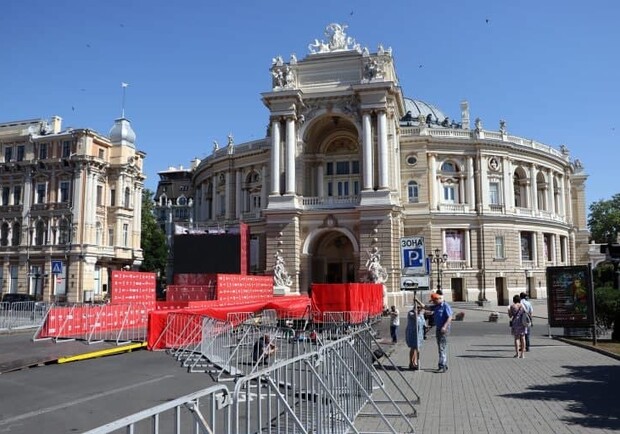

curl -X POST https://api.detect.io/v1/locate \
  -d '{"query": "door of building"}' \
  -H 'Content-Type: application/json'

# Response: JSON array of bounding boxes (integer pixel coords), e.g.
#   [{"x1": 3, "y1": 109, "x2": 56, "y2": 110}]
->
[{"x1": 495, "y1": 277, "x2": 506, "y2": 305}]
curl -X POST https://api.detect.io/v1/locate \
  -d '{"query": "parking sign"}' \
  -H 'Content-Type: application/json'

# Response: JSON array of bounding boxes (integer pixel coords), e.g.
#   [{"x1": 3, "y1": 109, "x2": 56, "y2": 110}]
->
[{"x1": 400, "y1": 237, "x2": 426, "y2": 275}]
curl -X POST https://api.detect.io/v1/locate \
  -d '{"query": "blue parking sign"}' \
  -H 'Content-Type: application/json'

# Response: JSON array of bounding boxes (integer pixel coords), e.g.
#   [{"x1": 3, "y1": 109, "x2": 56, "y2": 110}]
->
[{"x1": 402, "y1": 248, "x2": 424, "y2": 268}]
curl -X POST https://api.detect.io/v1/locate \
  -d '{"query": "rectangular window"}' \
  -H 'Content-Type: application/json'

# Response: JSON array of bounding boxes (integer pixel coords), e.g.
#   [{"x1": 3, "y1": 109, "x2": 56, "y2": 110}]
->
[
  {"x1": 108, "y1": 228, "x2": 114, "y2": 246},
  {"x1": 36, "y1": 183, "x2": 46, "y2": 204},
  {"x1": 13, "y1": 186, "x2": 21, "y2": 205},
  {"x1": 443, "y1": 185, "x2": 456, "y2": 202},
  {"x1": 17, "y1": 146, "x2": 24, "y2": 161},
  {"x1": 351, "y1": 161, "x2": 360, "y2": 174},
  {"x1": 326, "y1": 162, "x2": 333, "y2": 176},
  {"x1": 353, "y1": 180, "x2": 359, "y2": 195},
  {"x1": 123, "y1": 224, "x2": 129, "y2": 246},
  {"x1": 544, "y1": 234, "x2": 552, "y2": 261},
  {"x1": 98, "y1": 149, "x2": 105, "y2": 159},
  {"x1": 337, "y1": 181, "x2": 349, "y2": 196},
  {"x1": 445, "y1": 230, "x2": 464, "y2": 260},
  {"x1": 60, "y1": 181, "x2": 70, "y2": 203},
  {"x1": 560, "y1": 236, "x2": 567, "y2": 262},
  {"x1": 39, "y1": 143, "x2": 48, "y2": 160},
  {"x1": 10, "y1": 264, "x2": 19, "y2": 293},
  {"x1": 62, "y1": 141, "x2": 71, "y2": 158},
  {"x1": 110, "y1": 189, "x2": 116, "y2": 207},
  {"x1": 495, "y1": 236, "x2": 505, "y2": 259},
  {"x1": 520, "y1": 232, "x2": 533, "y2": 261},
  {"x1": 489, "y1": 182, "x2": 500, "y2": 205},
  {"x1": 96, "y1": 185, "x2": 103, "y2": 206},
  {"x1": 4, "y1": 146, "x2": 12, "y2": 162},
  {"x1": 2, "y1": 187, "x2": 9, "y2": 205},
  {"x1": 327, "y1": 182, "x2": 333, "y2": 197},
  {"x1": 336, "y1": 161, "x2": 350, "y2": 175}
]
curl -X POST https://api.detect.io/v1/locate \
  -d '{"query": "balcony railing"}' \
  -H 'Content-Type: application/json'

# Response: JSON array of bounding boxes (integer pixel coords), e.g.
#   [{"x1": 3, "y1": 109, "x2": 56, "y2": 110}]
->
[
  {"x1": 241, "y1": 209, "x2": 262, "y2": 221},
  {"x1": 446, "y1": 260, "x2": 467, "y2": 270},
  {"x1": 301, "y1": 195, "x2": 360, "y2": 210},
  {"x1": 438, "y1": 203, "x2": 470, "y2": 213}
]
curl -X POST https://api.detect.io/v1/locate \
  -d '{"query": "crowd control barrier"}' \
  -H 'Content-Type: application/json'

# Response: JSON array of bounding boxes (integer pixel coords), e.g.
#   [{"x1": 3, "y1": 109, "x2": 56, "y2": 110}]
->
[
  {"x1": 33, "y1": 303, "x2": 149, "y2": 344},
  {"x1": 88, "y1": 322, "x2": 419, "y2": 433},
  {"x1": 0, "y1": 301, "x2": 50, "y2": 332}
]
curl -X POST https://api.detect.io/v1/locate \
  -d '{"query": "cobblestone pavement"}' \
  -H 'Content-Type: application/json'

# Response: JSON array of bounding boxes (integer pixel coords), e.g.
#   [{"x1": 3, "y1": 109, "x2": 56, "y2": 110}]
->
[{"x1": 356, "y1": 301, "x2": 620, "y2": 434}]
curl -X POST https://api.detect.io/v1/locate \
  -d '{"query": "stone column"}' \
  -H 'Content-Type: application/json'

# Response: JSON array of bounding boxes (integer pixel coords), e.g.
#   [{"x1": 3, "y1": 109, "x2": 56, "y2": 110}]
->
[
  {"x1": 225, "y1": 171, "x2": 231, "y2": 219},
  {"x1": 547, "y1": 170, "x2": 555, "y2": 214},
  {"x1": 551, "y1": 234, "x2": 557, "y2": 264},
  {"x1": 467, "y1": 156, "x2": 475, "y2": 208},
  {"x1": 317, "y1": 163, "x2": 324, "y2": 198},
  {"x1": 271, "y1": 119, "x2": 281, "y2": 195},
  {"x1": 211, "y1": 174, "x2": 217, "y2": 219},
  {"x1": 286, "y1": 117, "x2": 296, "y2": 194},
  {"x1": 377, "y1": 111, "x2": 389, "y2": 189},
  {"x1": 261, "y1": 165, "x2": 267, "y2": 209},
  {"x1": 559, "y1": 174, "x2": 565, "y2": 217},
  {"x1": 362, "y1": 112, "x2": 373, "y2": 190},
  {"x1": 503, "y1": 158, "x2": 512, "y2": 211},
  {"x1": 532, "y1": 232, "x2": 538, "y2": 267},
  {"x1": 429, "y1": 154, "x2": 438, "y2": 209},
  {"x1": 235, "y1": 169, "x2": 242, "y2": 219},
  {"x1": 464, "y1": 230, "x2": 471, "y2": 267},
  {"x1": 529, "y1": 164, "x2": 537, "y2": 212}
]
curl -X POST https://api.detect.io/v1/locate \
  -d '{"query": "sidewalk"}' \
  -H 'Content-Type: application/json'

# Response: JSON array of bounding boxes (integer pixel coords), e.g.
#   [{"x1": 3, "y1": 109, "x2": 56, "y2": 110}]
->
[{"x1": 357, "y1": 302, "x2": 620, "y2": 433}]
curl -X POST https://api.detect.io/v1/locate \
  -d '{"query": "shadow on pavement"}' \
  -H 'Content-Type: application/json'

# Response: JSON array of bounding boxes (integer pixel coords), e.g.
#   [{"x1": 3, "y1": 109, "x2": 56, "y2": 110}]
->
[{"x1": 500, "y1": 364, "x2": 620, "y2": 430}]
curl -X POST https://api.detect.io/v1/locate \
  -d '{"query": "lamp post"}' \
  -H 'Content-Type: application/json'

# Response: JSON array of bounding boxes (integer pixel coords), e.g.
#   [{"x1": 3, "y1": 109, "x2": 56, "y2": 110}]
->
[{"x1": 428, "y1": 248, "x2": 448, "y2": 292}]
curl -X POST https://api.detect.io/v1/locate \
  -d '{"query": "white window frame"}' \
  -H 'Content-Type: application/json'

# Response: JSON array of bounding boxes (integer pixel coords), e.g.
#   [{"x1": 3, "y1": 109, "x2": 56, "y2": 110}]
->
[
  {"x1": 408, "y1": 181, "x2": 419, "y2": 203},
  {"x1": 495, "y1": 236, "x2": 505, "y2": 259}
]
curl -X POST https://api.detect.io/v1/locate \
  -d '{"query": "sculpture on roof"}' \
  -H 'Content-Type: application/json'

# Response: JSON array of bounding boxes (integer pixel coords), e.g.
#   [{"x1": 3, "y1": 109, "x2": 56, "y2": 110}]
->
[
  {"x1": 227, "y1": 133, "x2": 235, "y2": 155},
  {"x1": 212, "y1": 140, "x2": 219, "y2": 152},
  {"x1": 499, "y1": 119, "x2": 507, "y2": 134},
  {"x1": 308, "y1": 23, "x2": 360, "y2": 54}
]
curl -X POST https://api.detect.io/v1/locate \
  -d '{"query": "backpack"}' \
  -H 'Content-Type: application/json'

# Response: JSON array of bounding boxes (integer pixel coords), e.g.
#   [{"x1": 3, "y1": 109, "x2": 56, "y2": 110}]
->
[{"x1": 521, "y1": 308, "x2": 532, "y2": 327}]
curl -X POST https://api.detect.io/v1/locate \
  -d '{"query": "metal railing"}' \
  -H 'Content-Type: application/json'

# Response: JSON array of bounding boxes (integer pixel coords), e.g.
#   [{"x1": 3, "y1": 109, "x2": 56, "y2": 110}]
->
[
  {"x1": 89, "y1": 314, "x2": 419, "y2": 433},
  {"x1": 0, "y1": 301, "x2": 50, "y2": 331}
]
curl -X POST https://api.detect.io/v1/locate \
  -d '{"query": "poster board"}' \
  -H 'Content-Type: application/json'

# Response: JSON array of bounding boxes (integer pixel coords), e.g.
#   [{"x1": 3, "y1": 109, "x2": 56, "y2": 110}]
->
[{"x1": 546, "y1": 265, "x2": 594, "y2": 328}]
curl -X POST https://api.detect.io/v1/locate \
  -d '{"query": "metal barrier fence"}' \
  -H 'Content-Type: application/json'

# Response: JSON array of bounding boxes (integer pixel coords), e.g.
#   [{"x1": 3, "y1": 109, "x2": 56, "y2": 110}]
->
[
  {"x1": 88, "y1": 320, "x2": 418, "y2": 433},
  {"x1": 0, "y1": 301, "x2": 50, "y2": 331},
  {"x1": 83, "y1": 383, "x2": 232, "y2": 434},
  {"x1": 32, "y1": 303, "x2": 149, "y2": 344}
]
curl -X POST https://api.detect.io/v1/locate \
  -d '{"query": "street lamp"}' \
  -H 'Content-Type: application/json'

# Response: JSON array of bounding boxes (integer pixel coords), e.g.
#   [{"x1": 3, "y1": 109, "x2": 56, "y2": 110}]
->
[{"x1": 428, "y1": 248, "x2": 448, "y2": 291}]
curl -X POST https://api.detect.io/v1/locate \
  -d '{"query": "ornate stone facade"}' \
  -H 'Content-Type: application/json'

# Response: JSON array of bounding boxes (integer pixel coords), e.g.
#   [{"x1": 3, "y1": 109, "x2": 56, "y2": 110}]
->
[
  {"x1": 0, "y1": 116, "x2": 145, "y2": 302},
  {"x1": 166, "y1": 24, "x2": 590, "y2": 307}
]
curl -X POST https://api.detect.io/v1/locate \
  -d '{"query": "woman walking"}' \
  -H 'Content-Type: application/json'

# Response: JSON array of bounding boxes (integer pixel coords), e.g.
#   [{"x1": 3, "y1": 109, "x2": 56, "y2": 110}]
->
[
  {"x1": 405, "y1": 302, "x2": 426, "y2": 370},
  {"x1": 508, "y1": 294, "x2": 527, "y2": 358}
]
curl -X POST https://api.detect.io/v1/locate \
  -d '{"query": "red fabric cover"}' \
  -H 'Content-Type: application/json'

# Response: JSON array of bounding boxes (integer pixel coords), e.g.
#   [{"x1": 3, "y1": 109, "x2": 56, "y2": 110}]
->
[
  {"x1": 147, "y1": 296, "x2": 310, "y2": 350},
  {"x1": 311, "y1": 283, "x2": 384, "y2": 317},
  {"x1": 110, "y1": 271, "x2": 156, "y2": 305}
]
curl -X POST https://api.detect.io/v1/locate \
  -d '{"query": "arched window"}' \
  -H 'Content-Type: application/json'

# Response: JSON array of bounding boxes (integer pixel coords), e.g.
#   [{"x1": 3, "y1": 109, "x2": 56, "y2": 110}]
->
[
  {"x1": 0, "y1": 222, "x2": 9, "y2": 246},
  {"x1": 11, "y1": 222, "x2": 20, "y2": 246},
  {"x1": 439, "y1": 160, "x2": 461, "y2": 204},
  {"x1": 35, "y1": 220, "x2": 46, "y2": 246},
  {"x1": 513, "y1": 167, "x2": 528, "y2": 208},
  {"x1": 441, "y1": 161, "x2": 457, "y2": 172},
  {"x1": 536, "y1": 171, "x2": 547, "y2": 211},
  {"x1": 178, "y1": 196, "x2": 187, "y2": 206},
  {"x1": 124, "y1": 187, "x2": 131, "y2": 208},
  {"x1": 407, "y1": 181, "x2": 419, "y2": 203},
  {"x1": 58, "y1": 219, "x2": 70, "y2": 244}
]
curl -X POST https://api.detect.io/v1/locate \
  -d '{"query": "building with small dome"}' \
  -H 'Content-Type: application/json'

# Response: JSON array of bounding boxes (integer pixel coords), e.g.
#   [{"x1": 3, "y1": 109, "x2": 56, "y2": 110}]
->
[
  {"x1": 162, "y1": 24, "x2": 590, "y2": 307},
  {"x1": 0, "y1": 115, "x2": 146, "y2": 302}
]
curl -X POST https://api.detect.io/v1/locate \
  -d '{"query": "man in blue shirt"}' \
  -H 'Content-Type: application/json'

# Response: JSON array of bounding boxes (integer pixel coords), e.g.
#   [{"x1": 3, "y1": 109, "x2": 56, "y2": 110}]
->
[{"x1": 430, "y1": 292, "x2": 453, "y2": 373}]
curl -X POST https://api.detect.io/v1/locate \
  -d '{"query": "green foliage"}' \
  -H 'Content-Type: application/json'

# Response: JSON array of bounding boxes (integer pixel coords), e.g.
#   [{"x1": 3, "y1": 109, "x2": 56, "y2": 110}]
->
[
  {"x1": 594, "y1": 286, "x2": 620, "y2": 330},
  {"x1": 140, "y1": 189, "x2": 168, "y2": 274},
  {"x1": 588, "y1": 193, "x2": 620, "y2": 243},
  {"x1": 593, "y1": 263, "x2": 616, "y2": 289}
]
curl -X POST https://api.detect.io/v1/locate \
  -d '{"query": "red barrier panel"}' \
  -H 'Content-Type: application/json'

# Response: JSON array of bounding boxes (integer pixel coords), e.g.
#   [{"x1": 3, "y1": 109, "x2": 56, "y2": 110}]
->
[
  {"x1": 165, "y1": 285, "x2": 216, "y2": 302},
  {"x1": 173, "y1": 273, "x2": 217, "y2": 285},
  {"x1": 111, "y1": 271, "x2": 156, "y2": 305},
  {"x1": 215, "y1": 274, "x2": 273, "y2": 303},
  {"x1": 311, "y1": 283, "x2": 383, "y2": 317},
  {"x1": 147, "y1": 296, "x2": 311, "y2": 349}
]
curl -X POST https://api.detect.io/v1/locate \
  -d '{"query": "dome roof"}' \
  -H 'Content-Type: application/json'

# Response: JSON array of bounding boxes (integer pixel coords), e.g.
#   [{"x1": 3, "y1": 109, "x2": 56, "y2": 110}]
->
[
  {"x1": 109, "y1": 117, "x2": 136, "y2": 147},
  {"x1": 403, "y1": 98, "x2": 448, "y2": 123}
]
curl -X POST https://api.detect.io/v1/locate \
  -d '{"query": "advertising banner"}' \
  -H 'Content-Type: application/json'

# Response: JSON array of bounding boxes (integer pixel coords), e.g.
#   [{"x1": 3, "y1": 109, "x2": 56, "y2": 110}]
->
[{"x1": 546, "y1": 265, "x2": 594, "y2": 328}]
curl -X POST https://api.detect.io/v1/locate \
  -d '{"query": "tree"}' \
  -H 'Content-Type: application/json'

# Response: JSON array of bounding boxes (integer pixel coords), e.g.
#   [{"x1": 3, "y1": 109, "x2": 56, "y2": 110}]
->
[
  {"x1": 140, "y1": 189, "x2": 168, "y2": 274},
  {"x1": 588, "y1": 193, "x2": 620, "y2": 244}
]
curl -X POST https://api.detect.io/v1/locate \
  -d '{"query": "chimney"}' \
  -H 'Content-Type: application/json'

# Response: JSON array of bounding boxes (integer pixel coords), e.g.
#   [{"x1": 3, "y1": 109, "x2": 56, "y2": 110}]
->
[
  {"x1": 50, "y1": 115, "x2": 62, "y2": 133},
  {"x1": 460, "y1": 101, "x2": 470, "y2": 130}
]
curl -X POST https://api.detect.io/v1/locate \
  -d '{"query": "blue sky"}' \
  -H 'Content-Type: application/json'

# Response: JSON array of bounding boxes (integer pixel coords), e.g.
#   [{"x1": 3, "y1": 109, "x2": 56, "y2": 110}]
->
[{"x1": 1, "y1": 0, "x2": 618, "y2": 210}]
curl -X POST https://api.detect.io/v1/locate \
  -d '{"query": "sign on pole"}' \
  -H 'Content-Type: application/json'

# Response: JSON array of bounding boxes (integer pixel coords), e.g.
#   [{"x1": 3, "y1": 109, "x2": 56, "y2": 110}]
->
[
  {"x1": 51, "y1": 260, "x2": 63, "y2": 275},
  {"x1": 400, "y1": 236, "x2": 426, "y2": 275}
]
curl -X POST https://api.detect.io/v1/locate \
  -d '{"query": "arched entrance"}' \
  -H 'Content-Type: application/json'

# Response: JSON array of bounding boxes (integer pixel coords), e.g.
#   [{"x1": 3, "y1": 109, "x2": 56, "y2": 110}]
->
[{"x1": 310, "y1": 230, "x2": 357, "y2": 284}]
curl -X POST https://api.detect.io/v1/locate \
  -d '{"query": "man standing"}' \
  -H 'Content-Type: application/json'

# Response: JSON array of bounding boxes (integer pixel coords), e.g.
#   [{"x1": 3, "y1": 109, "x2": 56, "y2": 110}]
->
[
  {"x1": 389, "y1": 305, "x2": 400, "y2": 344},
  {"x1": 519, "y1": 292, "x2": 533, "y2": 352},
  {"x1": 430, "y1": 293, "x2": 452, "y2": 373}
]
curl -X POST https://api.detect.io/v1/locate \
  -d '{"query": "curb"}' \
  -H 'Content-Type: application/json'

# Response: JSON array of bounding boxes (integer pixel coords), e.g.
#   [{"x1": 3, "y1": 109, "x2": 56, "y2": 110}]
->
[
  {"x1": 57, "y1": 342, "x2": 147, "y2": 364},
  {"x1": 554, "y1": 337, "x2": 620, "y2": 362}
]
